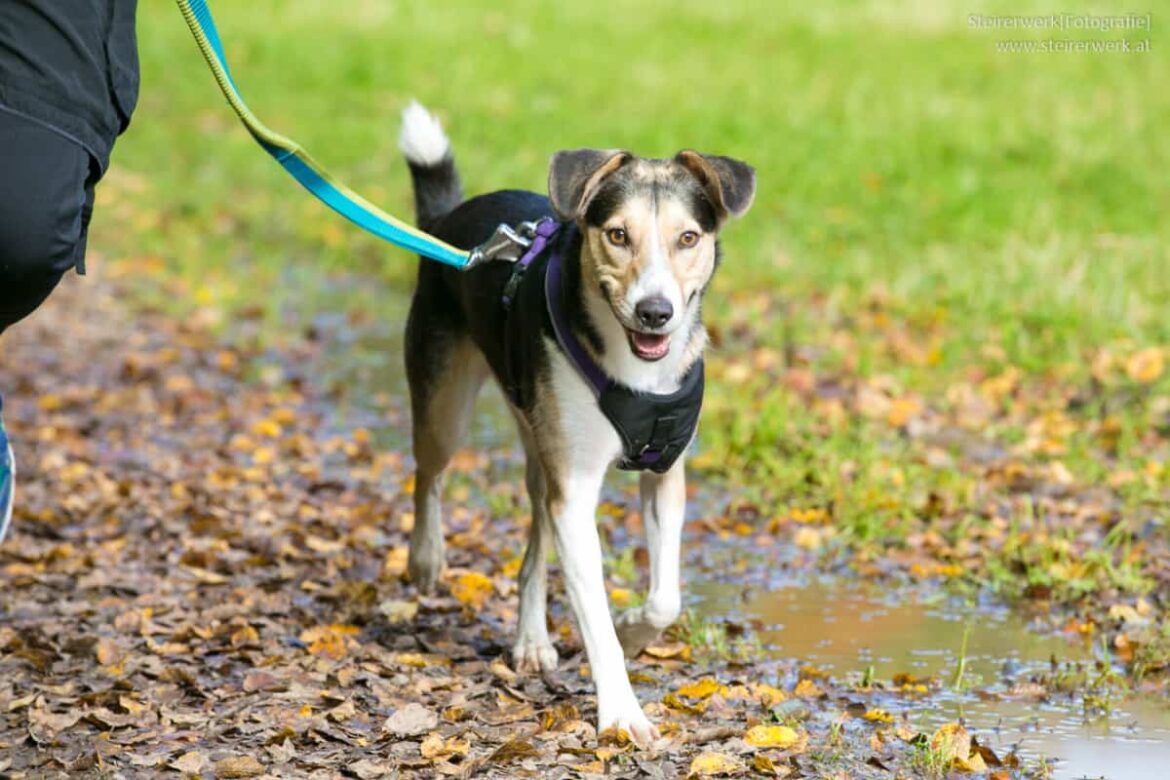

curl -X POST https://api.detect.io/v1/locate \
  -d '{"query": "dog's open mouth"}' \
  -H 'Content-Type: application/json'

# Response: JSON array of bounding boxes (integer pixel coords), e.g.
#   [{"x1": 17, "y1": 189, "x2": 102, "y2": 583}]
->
[{"x1": 626, "y1": 329, "x2": 671, "y2": 361}]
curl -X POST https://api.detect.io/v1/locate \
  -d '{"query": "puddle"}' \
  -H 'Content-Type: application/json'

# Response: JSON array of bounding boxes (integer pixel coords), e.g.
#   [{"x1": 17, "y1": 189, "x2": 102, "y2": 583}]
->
[{"x1": 693, "y1": 576, "x2": 1170, "y2": 780}]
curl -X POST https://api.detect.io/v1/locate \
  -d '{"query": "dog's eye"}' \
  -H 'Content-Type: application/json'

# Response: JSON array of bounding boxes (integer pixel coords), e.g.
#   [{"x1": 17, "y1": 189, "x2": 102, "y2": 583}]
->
[
  {"x1": 678, "y1": 230, "x2": 700, "y2": 249},
  {"x1": 605, "y1": 227, "x2": 628, "y2": 247}
]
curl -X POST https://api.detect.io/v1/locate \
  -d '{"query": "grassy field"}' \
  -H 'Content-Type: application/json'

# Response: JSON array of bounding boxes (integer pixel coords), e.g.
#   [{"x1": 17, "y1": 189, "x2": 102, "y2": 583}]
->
[
  {"x1": 106, "y1": 0, "x2": 1168, "y2": 351},
  {"x1": 94, "y1": 0, "x2": 1170, "y2": 669}
]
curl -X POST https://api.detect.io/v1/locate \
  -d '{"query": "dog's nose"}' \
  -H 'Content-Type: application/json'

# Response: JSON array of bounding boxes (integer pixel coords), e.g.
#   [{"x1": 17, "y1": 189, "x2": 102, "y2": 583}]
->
[{"x1": 635, "y1": 297, "x2": 674, "y2": 329}]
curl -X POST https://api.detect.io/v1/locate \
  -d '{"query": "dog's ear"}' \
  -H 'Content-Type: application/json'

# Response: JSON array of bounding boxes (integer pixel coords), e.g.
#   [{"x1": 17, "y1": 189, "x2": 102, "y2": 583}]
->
[
  {"x1": 674, "y1": 151, "x2": 756, "y2": 222},
  {"x1": 548, "y1": 149, "x2": 631, "y2": 222}
]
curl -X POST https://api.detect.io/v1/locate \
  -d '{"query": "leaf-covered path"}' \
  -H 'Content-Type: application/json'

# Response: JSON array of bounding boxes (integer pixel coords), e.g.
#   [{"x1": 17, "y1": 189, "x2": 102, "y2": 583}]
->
[{"x1": 0, "y1": 269, "x2": 1140, "y2": 779}]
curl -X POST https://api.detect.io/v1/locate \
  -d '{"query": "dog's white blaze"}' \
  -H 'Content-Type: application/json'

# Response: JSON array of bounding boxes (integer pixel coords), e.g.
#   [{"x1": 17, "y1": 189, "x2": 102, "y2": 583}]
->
[
  {"x1": 398, "y1": 100, "x2": 449, "y2": 166},
  {"x1": 626, "y1": 216, "x2": 684, "y2": 330}
]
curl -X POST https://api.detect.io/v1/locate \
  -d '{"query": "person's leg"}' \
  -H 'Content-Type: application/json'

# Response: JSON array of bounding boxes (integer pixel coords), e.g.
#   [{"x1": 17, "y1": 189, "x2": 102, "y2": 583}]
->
[
  {"x1": 0, "y1": 110, "x2": 96, "y2": 333},
  {"x1": 0, "y1": 108, "x2": 97, "y2": 543}
]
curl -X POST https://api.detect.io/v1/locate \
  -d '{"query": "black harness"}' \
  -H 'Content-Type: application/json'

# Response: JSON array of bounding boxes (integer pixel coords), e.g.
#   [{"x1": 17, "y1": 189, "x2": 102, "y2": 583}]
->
[{"x1": 502, "y1": 219, "x2": 704, "y2": 474}]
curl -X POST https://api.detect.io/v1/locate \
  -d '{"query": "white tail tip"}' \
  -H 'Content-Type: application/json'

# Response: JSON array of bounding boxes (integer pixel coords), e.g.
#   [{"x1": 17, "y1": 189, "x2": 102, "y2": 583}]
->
[{"x1": 399, "y1": 100, "x2": 450, "y2": 166}]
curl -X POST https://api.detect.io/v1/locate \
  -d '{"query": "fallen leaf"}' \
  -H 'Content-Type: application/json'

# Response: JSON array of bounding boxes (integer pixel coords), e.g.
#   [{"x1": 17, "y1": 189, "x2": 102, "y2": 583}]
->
[
  {"x1": 383, "y1": 703, "x2": 439, "y2": 737},
  {"x1": 169, "y1": 751, "x2": 206, "y2": 774},
  {"x1": 688, "y1": 750, "x2": 744, "y2": 777},
  {"x1": 678, "y1": 677, "x2": 723, "y2": 700},
  {"x1": 930, "y1": 722, "x2": 971, "y2": 765},
  {"x1": 350, "y1": 758, "x2": 391, "y2": 779},
  {"x1": 489, "y1": 738, "x2": 541, "y2": 764},
  {"x1": 744, "y1": 724, "x2": 799, "y2": 749},
  {"x1": 213, "y1": 755, "x2": 265, "y2": 778},
  {"x1": 449, "y1": 570, "x2": 494, "y2": 608},
  {"x1": 1126, "y1": 347, "x2": 1164, "y2": 384}
]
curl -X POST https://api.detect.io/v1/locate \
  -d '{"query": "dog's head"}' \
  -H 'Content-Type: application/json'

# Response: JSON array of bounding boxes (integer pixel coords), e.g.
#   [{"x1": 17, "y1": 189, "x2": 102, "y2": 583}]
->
[{"x1": 548, "y1": 150, "x2": 755, "y2": 364}]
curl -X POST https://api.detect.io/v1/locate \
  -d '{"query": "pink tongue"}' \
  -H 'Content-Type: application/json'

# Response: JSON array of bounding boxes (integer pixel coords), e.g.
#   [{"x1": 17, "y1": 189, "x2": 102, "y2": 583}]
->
[{"x1": 632, "y1": 332, "x2": 669, "y2": 357}]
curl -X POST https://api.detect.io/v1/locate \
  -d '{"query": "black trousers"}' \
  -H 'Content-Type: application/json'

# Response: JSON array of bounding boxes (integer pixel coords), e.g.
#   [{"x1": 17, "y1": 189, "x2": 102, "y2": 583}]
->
[{"x1": 0, "y1": 109, "x2": 97, "y2": 334}]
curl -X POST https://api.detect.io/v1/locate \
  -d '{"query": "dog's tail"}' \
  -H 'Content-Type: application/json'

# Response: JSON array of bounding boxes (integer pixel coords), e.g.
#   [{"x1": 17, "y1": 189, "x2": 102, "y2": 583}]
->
[{"x1": 398, "y1": 101, "x2": 463, "y2": 232}]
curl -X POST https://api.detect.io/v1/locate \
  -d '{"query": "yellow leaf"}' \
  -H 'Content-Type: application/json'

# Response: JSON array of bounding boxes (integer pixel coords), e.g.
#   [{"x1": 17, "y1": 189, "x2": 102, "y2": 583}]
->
[
  {"x1": 250, "y1": 418, "x2": 282, "y2": 438},
  {"x1": 930, "y1": 722, "x2": 971, "y2": 764},
  {"x1": 643, "y1": 642, "x2": 691, "y2": 660},
  {"x1": 609, "y1": 588, "x2": 633, "y2": 608},
  {"x1": 299, "y1": 624, "x2": 360, "y2": 660},
  {"x1": 449, "y1": 570, "x2": 494, "y2": 608},
  {"x1": 863, "y1": 708, "x2": 894, "y2": 724},
  {"x1": 688, "y1": 751, "x2": 743, "y2": 777},
  {"x1": 744, "y1": 724, "x2": 799, "y2": 748},
  {"x1": 752, "y1": 753, "x2": 782, "y2": 776},
  {"x1": 793, "y1": 679, "x2": 821, "y2": 698},
  {"x1": 420, "y1": 732, "x2": 445, "y2": 759},
  {"x1": 1126, "y1": 347, "x2": 1165, "y2": 384},
  {"x1": 384, "y1": 547, "x2": 408, "y2": 577},
  {"x1": 955, "y1": 751, "x2": 988, "y2": 772},
  {"x1": 394, "y1": 652, "x2": 430, "y2": 668},
  {"x1": 663, "y1": 692, "x2": 707, "y2": 715},
  {"x1": 793, "y1": 527, "x2": 823, "y2": 551},
  {"x1": 677, "y1": 677, "x2": 723, "y2": 700},
  {"x1": 749, "y1": 682, "x2": 787, "y2": 706}
]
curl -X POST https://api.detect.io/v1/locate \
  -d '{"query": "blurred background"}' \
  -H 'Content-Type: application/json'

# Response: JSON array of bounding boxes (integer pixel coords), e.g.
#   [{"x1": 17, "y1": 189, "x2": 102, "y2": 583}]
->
[{"x1": 105, "y1": 0, "x2": 1167, "y2": 351}]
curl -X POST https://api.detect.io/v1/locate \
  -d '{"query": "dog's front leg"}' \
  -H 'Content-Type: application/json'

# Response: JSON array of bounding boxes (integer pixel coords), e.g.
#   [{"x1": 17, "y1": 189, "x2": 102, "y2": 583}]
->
[
  {"x1": 546, "y1": 465, "x2": 658, "y2": 744},
  {"x1": 615, "y1": 459, "x2": 685, "y2": 658}
]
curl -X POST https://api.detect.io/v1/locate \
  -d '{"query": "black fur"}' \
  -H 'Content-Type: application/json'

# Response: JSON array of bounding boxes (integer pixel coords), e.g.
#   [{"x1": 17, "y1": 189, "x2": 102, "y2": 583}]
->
[{"x1": 404, "y1": 160, "x2": 563, "y2": 416}]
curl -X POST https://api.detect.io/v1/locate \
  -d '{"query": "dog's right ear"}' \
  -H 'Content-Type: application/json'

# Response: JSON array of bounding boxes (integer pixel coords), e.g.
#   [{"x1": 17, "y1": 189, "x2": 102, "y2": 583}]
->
[{"x1": 548, "y1": 149, "x2": 631, "y2": 222}]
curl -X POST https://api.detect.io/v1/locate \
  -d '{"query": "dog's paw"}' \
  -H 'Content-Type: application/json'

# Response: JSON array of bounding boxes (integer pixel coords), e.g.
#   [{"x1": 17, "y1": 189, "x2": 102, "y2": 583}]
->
[
  {"x1": 598, "y1": 703, "x2": 658, "y2": 747},
  {"x1": 406, "y1": 549, "x2": 443, "y2": 594},
  {"x1": 614, "y1": 609, "x2": 664, "y2": 659},
  {"x1": 511, "y1": 637, "x2": 558, "y2": 674}
]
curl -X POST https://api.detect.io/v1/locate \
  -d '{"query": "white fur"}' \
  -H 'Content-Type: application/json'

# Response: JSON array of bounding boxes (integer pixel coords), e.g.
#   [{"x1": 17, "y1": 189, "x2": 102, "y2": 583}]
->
[
  {"x1": 398, "y1": 100, "x2": 450, "y2": 166},
  {"x1": 583, "y1": 286, "x2": 693, "y2": 395},
  {"x1": 626, "y1": 216, "x2": 685, "y2": 333}
]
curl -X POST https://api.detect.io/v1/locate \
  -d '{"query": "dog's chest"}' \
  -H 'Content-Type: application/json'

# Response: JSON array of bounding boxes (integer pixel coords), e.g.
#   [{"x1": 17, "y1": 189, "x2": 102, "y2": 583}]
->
[{"x1": 544, "y1": 336, "x2": 623, "y2": 468}]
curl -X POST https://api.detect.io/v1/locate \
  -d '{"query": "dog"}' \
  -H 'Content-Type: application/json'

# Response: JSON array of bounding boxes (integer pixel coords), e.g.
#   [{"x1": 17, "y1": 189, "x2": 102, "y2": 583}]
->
[{"x1": 398, "y1": 101, "x2": 755, "y2": 743}]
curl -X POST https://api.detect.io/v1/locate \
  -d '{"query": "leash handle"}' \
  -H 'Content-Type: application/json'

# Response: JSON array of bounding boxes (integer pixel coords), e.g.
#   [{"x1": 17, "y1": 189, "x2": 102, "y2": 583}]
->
[{"x1": 175, "y1": 0, "x2": 472, "y2": 268}]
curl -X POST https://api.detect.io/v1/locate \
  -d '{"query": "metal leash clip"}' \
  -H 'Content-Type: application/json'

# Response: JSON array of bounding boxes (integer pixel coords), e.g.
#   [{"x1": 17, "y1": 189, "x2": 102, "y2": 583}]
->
[{"x1": 464, "y1": 220, "x2": 543, "y2": 269}]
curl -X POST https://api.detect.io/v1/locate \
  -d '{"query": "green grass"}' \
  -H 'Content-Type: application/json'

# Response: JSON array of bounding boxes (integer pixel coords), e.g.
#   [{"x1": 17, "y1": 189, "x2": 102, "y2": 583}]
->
[{"x1": 101, "y1": 0, "x2": 1168, "y2": 356}]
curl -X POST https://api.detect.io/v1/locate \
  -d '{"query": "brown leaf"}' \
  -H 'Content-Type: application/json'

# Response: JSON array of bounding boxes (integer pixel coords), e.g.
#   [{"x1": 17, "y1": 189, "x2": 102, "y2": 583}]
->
[
  {"x1": 95, "y1": 637, "x2": 123, "y2": 666},
  {"x1": 350, "y1": 758, "x2": 391, "y2": 779},
  {"x1": 489, "y1": 738, "x2": 541, "y2": 764},
  {"x1": 382, "y1": 702, "x2": 439, "y2": 737},
  {"x1": 214, "y1": 755, "x2": 265, "y2": 778},
  {"x1": 169, "y1": 751, "x2": 206, "y2": 774}
]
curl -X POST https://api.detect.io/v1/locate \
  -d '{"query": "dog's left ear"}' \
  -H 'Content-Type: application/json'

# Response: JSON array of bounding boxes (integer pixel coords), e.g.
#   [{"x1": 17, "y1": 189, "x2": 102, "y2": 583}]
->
[
  {"x1": 548, "y1": 149, "x2": 631, "y2": 222},
  {"x1": 674, "y1": 151, "x2": 756, "y2": 222}
]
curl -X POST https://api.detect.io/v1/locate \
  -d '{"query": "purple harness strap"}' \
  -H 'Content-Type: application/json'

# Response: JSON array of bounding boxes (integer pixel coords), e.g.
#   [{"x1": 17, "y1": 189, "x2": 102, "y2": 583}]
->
[
  {"x1": 501, "y1": 217, "x2": 559, "y2": 309},
  {"x1": 544, "y1": 242, "x2": 612, "y2": 397}
]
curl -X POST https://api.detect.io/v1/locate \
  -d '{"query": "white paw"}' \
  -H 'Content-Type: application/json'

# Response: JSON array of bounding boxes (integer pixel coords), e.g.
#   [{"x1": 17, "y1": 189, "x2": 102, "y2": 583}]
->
[
  {"x1": 598, "y1": 700, "x2": 658, "y2": 746},
  {"x1": 511, "y1": 636, "x2": 558, "y2": 673},
  {"x1": 407, "y1": 544, "x2": 443, "y2": 594}
]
